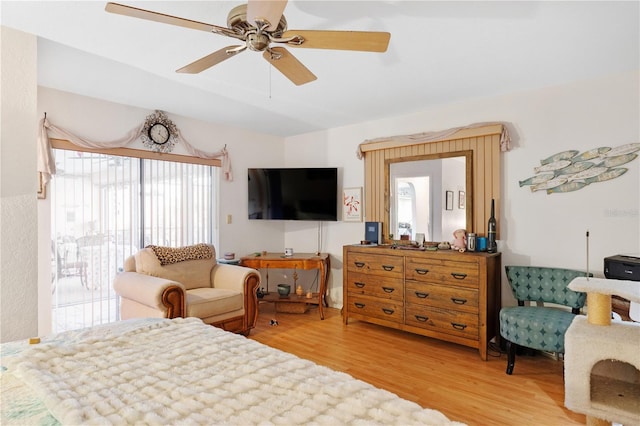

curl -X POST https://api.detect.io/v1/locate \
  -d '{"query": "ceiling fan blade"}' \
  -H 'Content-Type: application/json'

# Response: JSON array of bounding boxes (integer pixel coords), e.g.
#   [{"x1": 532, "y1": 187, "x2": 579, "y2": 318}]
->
[
  {"x1": 177, "y1": 46, "x2": 245, "y2": 74},
  {"x1": 281, "y1": 30, "x2": 391, "y2": 52},
  {"x1": 105, "y1": 2, "x2": 239, "y2": 39},
  {"x1": 247, "y1": 0, "x2": 288, "y2": 32},
  {"x1": 263, "y1": 47, "x2": 316, "y2": 86}
]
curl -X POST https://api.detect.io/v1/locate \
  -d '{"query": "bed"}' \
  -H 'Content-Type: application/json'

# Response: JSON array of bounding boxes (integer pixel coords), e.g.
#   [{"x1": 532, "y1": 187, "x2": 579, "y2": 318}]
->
[{"x1": 1, "y1": 317, "x2": 464, "y2": 425}]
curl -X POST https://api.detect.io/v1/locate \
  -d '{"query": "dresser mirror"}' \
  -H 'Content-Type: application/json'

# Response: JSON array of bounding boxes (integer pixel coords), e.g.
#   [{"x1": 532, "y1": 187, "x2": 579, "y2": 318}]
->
[{"x1": 386, "y1": 150, "x2": 473, "y2": 243}]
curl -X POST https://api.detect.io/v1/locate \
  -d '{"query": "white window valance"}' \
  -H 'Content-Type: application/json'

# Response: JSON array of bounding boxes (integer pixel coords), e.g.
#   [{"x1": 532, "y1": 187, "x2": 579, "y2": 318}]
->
[
  {"x1": 356, "y1": 121, "x2": 511, "y2": 159},
  {"x1": 37, "y1": 116, "x2": 232, "y2": 186}
]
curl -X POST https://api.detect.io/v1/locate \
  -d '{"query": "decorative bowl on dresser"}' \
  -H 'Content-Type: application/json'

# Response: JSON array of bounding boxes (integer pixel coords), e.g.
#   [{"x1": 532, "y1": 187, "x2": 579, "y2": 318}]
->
[{"x1": 343, "y1": 244, "x2": 501, "y2": 360}]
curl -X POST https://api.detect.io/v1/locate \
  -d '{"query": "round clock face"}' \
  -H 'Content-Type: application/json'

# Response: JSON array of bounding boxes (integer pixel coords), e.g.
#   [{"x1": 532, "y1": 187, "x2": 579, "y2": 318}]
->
[{"x1": 149, "y1": 123, "x2": 170, "y2": 145}]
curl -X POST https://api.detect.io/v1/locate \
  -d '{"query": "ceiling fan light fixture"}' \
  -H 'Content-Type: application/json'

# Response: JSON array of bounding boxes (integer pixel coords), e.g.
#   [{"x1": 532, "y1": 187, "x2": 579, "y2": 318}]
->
[{"x1": 247, "y1": 33, "x2": 270, "y2": 52}]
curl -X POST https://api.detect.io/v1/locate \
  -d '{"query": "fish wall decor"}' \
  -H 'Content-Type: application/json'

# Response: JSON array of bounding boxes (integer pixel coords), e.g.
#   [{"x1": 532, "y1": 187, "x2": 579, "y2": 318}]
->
[{"x1": 519, "y1": 143, "x2": 639, "y2": 194}]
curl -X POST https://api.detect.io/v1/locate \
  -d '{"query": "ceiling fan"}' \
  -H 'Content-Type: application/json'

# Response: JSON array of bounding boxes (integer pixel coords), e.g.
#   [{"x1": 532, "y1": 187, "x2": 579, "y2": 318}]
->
[{"x1": 105, "y1": 1, "x2": 391, "y2": 85}]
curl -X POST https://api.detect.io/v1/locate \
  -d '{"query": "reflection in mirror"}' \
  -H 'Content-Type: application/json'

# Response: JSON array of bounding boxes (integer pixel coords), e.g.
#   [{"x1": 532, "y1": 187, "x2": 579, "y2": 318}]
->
[{"x1": 388, "y1": 152, "x2": 471, "y2": 243}]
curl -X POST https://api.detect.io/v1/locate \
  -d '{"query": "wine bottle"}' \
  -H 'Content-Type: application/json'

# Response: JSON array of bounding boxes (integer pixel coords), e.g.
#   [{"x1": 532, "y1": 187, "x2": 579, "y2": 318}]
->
[{"x1": 487, "y1": 199, "x2": 497, "y2": 253}]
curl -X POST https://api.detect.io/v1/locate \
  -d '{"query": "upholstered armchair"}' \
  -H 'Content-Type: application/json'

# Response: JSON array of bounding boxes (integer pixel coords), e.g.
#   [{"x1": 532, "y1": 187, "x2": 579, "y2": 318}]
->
[
  {"x1": 499, "y1": 266, "x2": 590, "y2": 375},
  {"x1": 113, "y1": 244, "x2": 260, "y2": 335}
]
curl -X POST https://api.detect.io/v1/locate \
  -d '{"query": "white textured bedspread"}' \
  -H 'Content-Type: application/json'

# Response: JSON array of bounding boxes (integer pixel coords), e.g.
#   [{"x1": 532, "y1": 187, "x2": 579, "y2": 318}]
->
[{"x1": 7, "y1": 318, "x2": 463, "y2": 425}]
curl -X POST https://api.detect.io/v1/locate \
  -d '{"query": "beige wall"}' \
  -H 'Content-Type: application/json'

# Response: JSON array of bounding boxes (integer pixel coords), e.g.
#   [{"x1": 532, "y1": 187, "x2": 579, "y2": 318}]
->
[
  {"x1": 285, "y1": 70, "x2": 640, "y2": 307},
  {"x1": 1, "y1": 27, "x2": 38, "y2": 342},
  {"x1": 1, "y1": 22, "x2": 638, "y2": 339}
]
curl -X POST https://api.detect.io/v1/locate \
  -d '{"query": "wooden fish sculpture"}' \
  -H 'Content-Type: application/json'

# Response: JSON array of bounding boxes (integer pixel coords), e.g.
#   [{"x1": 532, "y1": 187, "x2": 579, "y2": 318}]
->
[
  {"x1": 601, "y1": 153, "x2": 637, "y2": 168},
  {"x1": 546, "y1": 182, "x2": 588, "y2": 194},
  {"x1": 534, "y1": 160, "x2": 571, "y2": 173},
  {"x1": 519, "y1": 173, "x2": 554, "y2": 187},
  {"x1": 572, "y1": 147, "x2": 611, "y2": 162},
  {"x1": 522, "y1": 142, "x2": 638, "y2": 195},
  {"x1": 600, "y1": 143, "x2": 640, "y2": 158},
  {"x1": 584, "y1": 167, "x2": 627, "y2": 184},
  {"x1": 540, "y1": 150, "x2": 579, "y2": 165},
  {"x1": 566, "y1": 166, "x2": 608, "y2": 182},
  {"x1": 554, "y1": 161, "x2": 594, "y2": 176},
  {"x1": 531, "y1": 177, "x2": 568, "y2": 192}
]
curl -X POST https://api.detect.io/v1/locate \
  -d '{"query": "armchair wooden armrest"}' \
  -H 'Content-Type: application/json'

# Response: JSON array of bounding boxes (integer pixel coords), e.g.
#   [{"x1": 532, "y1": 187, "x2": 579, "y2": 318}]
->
[
  {"x1": 113, "y1": 271, "x2": 186, "y2": 318},
  {"x1": 211, "y1": 264, "x2": 260, "y2": 332}
]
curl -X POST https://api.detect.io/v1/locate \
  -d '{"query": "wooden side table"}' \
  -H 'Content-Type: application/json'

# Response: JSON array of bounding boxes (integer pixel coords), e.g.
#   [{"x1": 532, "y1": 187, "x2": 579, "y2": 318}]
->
[{"x1": 240, "y1": 253, "x2": 330, "y2": 319}]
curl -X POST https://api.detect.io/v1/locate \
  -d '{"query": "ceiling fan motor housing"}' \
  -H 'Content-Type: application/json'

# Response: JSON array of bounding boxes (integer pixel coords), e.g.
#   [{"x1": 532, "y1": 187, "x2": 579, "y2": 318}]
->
[{"x1": 227, "y1": 4, "x2": 287, "y2": 36}]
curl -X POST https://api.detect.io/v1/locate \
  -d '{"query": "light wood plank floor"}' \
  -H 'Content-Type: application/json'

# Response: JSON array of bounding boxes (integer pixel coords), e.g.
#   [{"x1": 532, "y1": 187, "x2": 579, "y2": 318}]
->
[{"x1": 249, "y1": 304, "x2": 586, "y2": 426}]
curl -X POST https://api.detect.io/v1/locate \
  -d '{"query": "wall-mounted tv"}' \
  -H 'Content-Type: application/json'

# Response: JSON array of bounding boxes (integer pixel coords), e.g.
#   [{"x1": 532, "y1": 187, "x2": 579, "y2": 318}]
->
[{"x1": 248, "y1": 168, "x2": 338, "y2": 221}]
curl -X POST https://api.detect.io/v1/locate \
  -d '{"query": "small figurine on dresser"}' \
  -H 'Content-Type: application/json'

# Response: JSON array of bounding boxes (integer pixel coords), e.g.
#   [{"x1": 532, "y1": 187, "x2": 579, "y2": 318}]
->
[
  {"x1": 451, "y1": 229, "x2": 467, "y2": 252},
  {"x1": 437, "y1": 241, "x2": 451, "y2": 250}
]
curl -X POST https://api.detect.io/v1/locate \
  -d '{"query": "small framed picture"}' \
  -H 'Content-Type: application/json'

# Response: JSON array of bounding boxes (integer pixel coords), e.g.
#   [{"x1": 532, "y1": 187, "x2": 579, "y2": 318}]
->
[
  {"x1": 458, "y1": 191, "x2": 465, "y2": 209},
  {"x1": 343, "y1": 187, "x2": 362, "y2": 222},
  {"x1": 445, "y1": 190, "x2": 454, "y2": 211}
]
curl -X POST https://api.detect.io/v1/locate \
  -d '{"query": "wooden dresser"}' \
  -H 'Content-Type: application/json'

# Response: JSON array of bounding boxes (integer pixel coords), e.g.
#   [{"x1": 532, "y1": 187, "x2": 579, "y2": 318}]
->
[{"x1": 343, "y1": 245, "x2": 501, "y2": 360}]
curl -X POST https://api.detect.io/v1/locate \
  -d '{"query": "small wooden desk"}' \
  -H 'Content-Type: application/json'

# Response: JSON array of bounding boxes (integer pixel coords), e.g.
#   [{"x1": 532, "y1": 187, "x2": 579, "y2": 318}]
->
[{"x1": 240, "y1": 253, "x2": 330, "y2": 319}]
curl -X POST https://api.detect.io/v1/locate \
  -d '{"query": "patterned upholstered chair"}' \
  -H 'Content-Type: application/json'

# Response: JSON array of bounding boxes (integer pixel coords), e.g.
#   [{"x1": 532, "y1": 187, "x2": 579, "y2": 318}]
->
[{"x1": 500, "y1": 266, "x2": 590, "y2": 375}]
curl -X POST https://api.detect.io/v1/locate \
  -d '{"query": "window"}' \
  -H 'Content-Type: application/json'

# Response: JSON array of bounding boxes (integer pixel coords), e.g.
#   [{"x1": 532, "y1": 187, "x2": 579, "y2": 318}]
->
[{"x1": 50, "y1": 148, "x2": 218, "y2": 332}]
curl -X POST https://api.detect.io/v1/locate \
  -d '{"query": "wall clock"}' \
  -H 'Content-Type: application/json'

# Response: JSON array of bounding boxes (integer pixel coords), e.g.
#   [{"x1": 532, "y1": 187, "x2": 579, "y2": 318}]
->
[{"x1": 141, "y1": 110, "x2": 178, "y2": 153}]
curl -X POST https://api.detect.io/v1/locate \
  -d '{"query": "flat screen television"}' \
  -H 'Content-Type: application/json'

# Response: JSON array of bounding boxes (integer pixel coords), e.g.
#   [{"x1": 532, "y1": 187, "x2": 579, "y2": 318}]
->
[{"x1": 248, "y1": 168, "x2": 338, "y2": 221}]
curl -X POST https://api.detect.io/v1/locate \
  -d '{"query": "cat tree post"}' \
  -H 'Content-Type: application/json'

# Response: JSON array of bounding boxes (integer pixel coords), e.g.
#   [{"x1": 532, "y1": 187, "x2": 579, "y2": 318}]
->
[
  {"x1": 585, "y1": 291, "x2": 613, "y2": 426},
  {"x1": 587, "y1": 293, "x2": 611, "y2": 326}
]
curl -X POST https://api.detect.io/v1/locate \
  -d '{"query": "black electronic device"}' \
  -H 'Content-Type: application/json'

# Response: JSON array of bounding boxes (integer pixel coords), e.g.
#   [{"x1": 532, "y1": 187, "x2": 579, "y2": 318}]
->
[
  {"x1": 604, "y1": 254, "x2": 640, "y2": 282},
  {"x1": 248, "y1": 168, "x2": 338, "y2": 221}
]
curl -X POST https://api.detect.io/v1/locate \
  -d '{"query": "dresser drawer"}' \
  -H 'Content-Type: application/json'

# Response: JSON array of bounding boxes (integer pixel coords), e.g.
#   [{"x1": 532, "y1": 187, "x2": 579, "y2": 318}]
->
[
  {"x1": 405, "y1": 305, "x2": 478, "y2": 339},
  {"x1": 346, "y1": 253, "x2": 404, "y2": 278},
  {"x1": 347, "y1": 272, "x2": 403, "y2": 301},
  {"x1": 347, "y1": 294, "x2": 404, "y2": 323},
  {"x1": 405, "y1": 281, "x2": 478, "y2": 314},
  {"x1": 405, "y1": 257, "x2": 479, "y2": 288}
]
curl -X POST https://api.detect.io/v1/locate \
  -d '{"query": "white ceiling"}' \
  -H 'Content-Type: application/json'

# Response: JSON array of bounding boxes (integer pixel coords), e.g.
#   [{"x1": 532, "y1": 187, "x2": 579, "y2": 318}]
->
[{"x1": 2, "y1": 1, "x2": 638, "y2": 137}]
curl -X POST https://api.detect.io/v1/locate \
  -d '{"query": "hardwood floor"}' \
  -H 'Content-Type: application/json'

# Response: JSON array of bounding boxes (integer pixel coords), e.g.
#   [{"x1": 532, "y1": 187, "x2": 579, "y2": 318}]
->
[{"x1": 249, "y1": 304, "x2": 586, "y2": 426}]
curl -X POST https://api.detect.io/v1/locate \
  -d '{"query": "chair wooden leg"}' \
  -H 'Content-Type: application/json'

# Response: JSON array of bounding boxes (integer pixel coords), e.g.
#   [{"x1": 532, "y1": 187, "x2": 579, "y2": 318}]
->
[{"x1": 506, "y1": 340, "x2": 516, "y2": 375}]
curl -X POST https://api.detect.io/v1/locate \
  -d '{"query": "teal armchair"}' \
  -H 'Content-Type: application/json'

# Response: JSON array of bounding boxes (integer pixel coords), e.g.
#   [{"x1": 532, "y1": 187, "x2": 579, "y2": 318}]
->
[{"x1": 499, "y1": 266, "x2": 590, "y2": 375}]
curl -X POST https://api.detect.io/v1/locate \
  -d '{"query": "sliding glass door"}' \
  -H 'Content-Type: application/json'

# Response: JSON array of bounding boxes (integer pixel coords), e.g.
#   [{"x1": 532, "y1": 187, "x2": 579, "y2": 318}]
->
[{"x1": 50, "y1": 148, "x2": 217, "y2": 332}]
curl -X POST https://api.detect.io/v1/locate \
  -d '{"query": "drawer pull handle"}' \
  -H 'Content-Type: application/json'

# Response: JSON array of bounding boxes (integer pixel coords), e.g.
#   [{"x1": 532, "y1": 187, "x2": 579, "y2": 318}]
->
[
  {"x1": 451, "y1": 297, "x2": 467, "y2": 305},
  {"x1": 415, "y1": 315, "x2": 429, "y2": 322},
  {"x1": 382, "y1": 265, "x2": 395, "y2": 271},
  {"x1": 451, "y1": 272, "x2": 467, "y2": 280},
  {"x1": 382, "y1": 287, "x2": 395, "y2": 293},
  {"x1": 354, "y1": 261, "x2": 365, "y2": 268},
  {"x1": 354, "y1": 302, "x2": 365, "y2": 309},
  {"x1": 381, "y1": 308, "x2": 395, "y2": 315},
  {"x1": 354, "y1": 282, "x2": 365, "y2": 288},
  {"x1": 415, "y1": 268, "x2": 429, "y2": 275},
  {"x1": 451, "y1": 322, "x2": 467, "y2": 330},
  {"x1": 415, "y1": 292, "x2": 429, "y2": 299}
]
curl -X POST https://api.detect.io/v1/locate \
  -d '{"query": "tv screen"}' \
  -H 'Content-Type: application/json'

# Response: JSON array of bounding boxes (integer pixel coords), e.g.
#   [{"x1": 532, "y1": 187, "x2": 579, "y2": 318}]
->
[{"x1": 248, "y1": 168, "x2": 338, "y2": 221}]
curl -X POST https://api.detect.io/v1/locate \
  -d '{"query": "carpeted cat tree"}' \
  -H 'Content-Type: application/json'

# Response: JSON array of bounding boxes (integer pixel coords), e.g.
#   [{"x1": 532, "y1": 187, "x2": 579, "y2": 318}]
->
[{"x1": 564, "y1": 277, "x2": 640, "y2": 426}]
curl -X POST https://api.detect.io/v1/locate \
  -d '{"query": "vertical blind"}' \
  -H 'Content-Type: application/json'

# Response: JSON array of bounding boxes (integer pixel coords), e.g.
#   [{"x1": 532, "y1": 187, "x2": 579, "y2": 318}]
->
[{"x1": 51, "y1": 148, "x2": 217, "y2": 333}]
